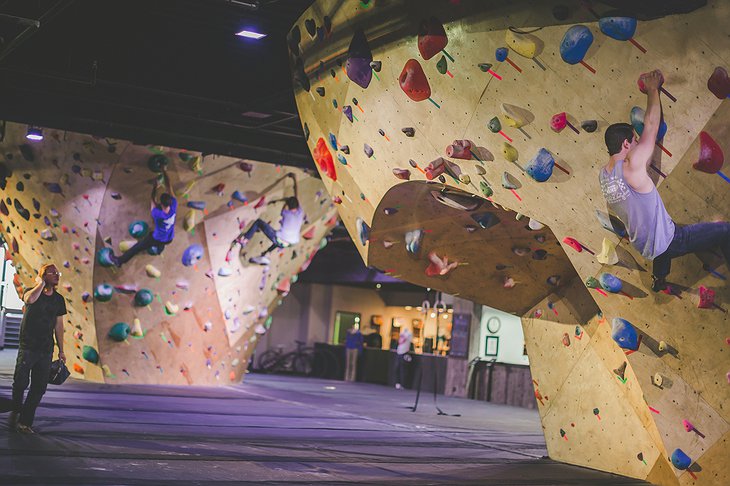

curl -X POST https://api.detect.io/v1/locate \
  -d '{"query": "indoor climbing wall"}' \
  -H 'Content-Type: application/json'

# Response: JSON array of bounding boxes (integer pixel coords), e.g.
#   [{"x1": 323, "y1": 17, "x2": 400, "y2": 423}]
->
[
  {"x1": 0, "y1": 121, "x2": 337, "y2": 385},
  {"x1": 291, "y1": 0, "x2": 729, "y2": 484}
]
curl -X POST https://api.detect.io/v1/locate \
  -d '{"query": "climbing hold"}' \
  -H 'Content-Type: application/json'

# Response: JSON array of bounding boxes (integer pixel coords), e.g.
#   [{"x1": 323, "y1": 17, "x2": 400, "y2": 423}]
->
[
  {"x1": 613, "y1": 361, "x2": 627, "y2": 380},
  {"x1": 501, "y1": 172, "x2": 519, "y2": 190},
  {"x1": 526, "y1": 148, "x2": 555, "y2": 182},
  {"x1": 313, "y1": 137, "x2": 337, "y2": 181},
  {"x1": 501, "y1": 104, "x2": 531, "y2": 128},
  {"x1": 418, "y1": 17, "x2": 447, "y2": 60},
  {"x1": 436, "y1": 55, "x2": 448, "y2": 75},
  {"x1": 343, "y1": 105, "x2": 353, "y2": 122},
  {"x1": 670, "y1": 449, "x2": 692, "y2": 470},
  {"x1": 479, "y1": 181, "x2": 493, "y2": 198},
  {"x1": 328, "y1": 133, "x2": 338, "y2": 150},
  {"x1": 108, "y1": 322, "x2": 130, "y2": 341},
  {"x1": 304, "y1": 18, "x2": 316, "y2": 37},
  {"x1": 528, "y1": 219, "x2": 544, "y2": 230},
  {"x1": 96, "y1": 248, "x2": 114, "y2": 267},
  {"x1": 707, "y1": 66, "x2": 730, "y2": 99},
  {"x1": 693, "y1": 131, "x2": 724, "y2": 174},
  {"x1": 129, "y1": 221, "x2": 149, "y2": 239},
  {"x1": 399, "y1": 59, "x2": 431, "y2": 102},
  {"x1": 488, "y1": 117, "x2": 502, "y2": 133},
  {"x1": 532, "y1": 249, "x2": 547, "y2": 260},
  {"x1": 145, "y1": 264, "x2": 161, "y2": 278},
  {"x1": 187, "y1": 200, "x2": 207, "y2": 210},
  {"x1": 502, "y1": 143, "x2": 518, "y2": 163},
  {"x1": 218, "y1": 267, "x2": 233, "y2": 277},
  {"x1": 478, "y1": 63, "x2": 493, "y2": 72},
  {"x1": 363, "y1": 144, "x2": 374, "y2": 158},
  {"x1": 599, "y1": 272, "x2": 623, "y2": 293},
  {"x1": 370, "y1": 60, "x2": 382, "y2": 72},
  {"x1": 405, "y1": 229, "x2": 424, "y2": 255},
  {"x1": 505, "y1": 29, "x2": 539, "y2": 58},
  {"x1": 512, "y1": 246, "x2": 531, "y2": 257},
  {"x1": 230, "y1": 190, "x2": 248, "y2": 205},
  {"x1": 336, "y1": 153, "x2": 348, "y2": 165},
  {"x1": 181, "y1": 244, "x2": 204, "y2": 267},
  {"x1": 345, "y1": 29, "x2": 373, "y2": 89},
  {"x1": 475, "y1": 165, "x2": 486, "y2": 175},
  {"x1": 165, "y1": 301, "x2": 179, "y2": 315},
  {"x1": 459, "y1": 174, "x2": 471, "y2": 184},
  {"x1": 560, "y1": 25, "x2": 593, "y2": 65},
  {"x1": 698, "y1": 285, "x2": 716, "y2": 309},
  {"x1": 471, "y1": 212, "x2": 500, "y2": 229},
  {"x1": 562, "y1": 237, "x2": 583, "y2": 253},
  {"x1": 630, "y1": 106, "x2": 667, "y2": 140},
  {"x1": 597, "y1": 238, "x2": 619, "y2": 265},
  {"x1": 503, "y1": 276, "x2": 516, "y2": 288},
  {"x1": 316, "y1": 86, "x2": 325, "y2": 97},
  {"x1": 134, "y1": 288, "x2": 154, "y2": 307},
  {"x1": 303, "y1": 123, "x2": 310, "y2": 141},
  {"x1": 585, "y1": 276, "x2": 601, "y2": 289},
  {"x1": 657, "y1": 340, "x2": 668, "y2": 352},
  {"x1": 340, "y1": 145, "x2": 350, "y2": 154},
  {"x1": 402, "y1": 127, "x2": 415, "y2": 137},
  {"x1": 581, "y1": 120, "x2": 598, "y2": 132},
  {"x1": 82, "y1": 345, "x2": 99, "y2": 364},
  {"x1": 446, "y1": 139, "x2": 474, "y2": 160},
  {"x1": 425, "y1": 251, "x2": 458, "y2": 277},
  {"x1": 562, "y1": 333, "x2": 570, "y2": 346},
  {"x1": 495, "y1": 47, "x2": 508, "y2": 62},
  {"x1": 147, "y1": 154, "x2": 169, "y2": 173},
  {"x1": 94, "y1": 284, "x2": 114, "y2": 302},
  {"x1": 546, "y1": 275, "x2": 561, "y2": 286},
  {"x1": 425, "y1": 157, "x2": 446, "y2": 180},
  {"x1": 393, "y1": 168, "x2": 411, "y2": 180},
  {"x1": 356, "y1": 218, "x2": 370, "y2": 246},
  {"x1": 13, "y1": 199, "x2": 30, "y2": 221},
  {"x1": 599, "y1": 16, "x2": 636, "y2": 41},
  {"x1": 19, "y1": 144, "x2": 34, "y2": 162},
  {"x1": 183, "y1": 211, "x2": 196, "y2": 232},
  {"x1": 611, "y1": 318, "x2": 639, "y2": 350}
]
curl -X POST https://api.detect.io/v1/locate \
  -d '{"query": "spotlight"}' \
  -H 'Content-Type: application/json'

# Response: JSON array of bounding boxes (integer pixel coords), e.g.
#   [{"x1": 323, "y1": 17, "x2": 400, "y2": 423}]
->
[
  {"x1": 235, "y1": 29, "x2": 266, "y2": 40},
  {"x1": 26, "y1": 126, "x2": 43, "y2": 141}
]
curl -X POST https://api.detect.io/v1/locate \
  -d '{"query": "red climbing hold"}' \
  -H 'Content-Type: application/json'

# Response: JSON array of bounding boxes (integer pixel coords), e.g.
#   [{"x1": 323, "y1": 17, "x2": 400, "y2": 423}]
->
[
  {"x1": 446, "y1": 140, "x2": 474, "y2": 160},
  {"x1": 698, "y1": 285, "x2": 715, "y2": 309},
  {"x1": 707, "y1": 67, "x2": 730, "y2": 100},
  {"x1": 302, "y1": 226, "x2": 316, "y2": 240},
  {"x1": 693, "y1": 131, "x2": 724, "y2": 174},
  {"x1": 562, "y1": 236, "x2": 582, "y2": 253},
  {"x1": 399, "y1": 59, "x2": 431, "y2": 102},
  {"x1": 313, "y1": 137, "x2": 337, "y2": 181},
  {"x1": 418, "y1": 17, "x2": 448, "y2": 60}
]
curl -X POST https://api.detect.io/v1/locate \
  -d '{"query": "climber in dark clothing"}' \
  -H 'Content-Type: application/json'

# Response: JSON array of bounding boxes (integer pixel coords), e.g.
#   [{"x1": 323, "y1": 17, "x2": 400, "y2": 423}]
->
[
  {"x1": 599, "y1": 69, "x2": 730, "y2": 291},
  {"x1": 110, "y1": 166, "x2": 177, "y2": 267},
  {"x1": 10, "y1": 263, "x2": 67, "y2": 434}
]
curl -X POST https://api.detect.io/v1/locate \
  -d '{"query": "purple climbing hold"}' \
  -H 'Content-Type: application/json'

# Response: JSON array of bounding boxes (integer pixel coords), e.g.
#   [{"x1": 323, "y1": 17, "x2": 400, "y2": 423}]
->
[
  {"x1": 599, "y1": 272, "x2": 623, "y2": 293},
  {"x1": 187, "y1": 200, "x2": 207, "y2": 210},
  {"x1": 182, "y1": 244, "x2": 204, "y2": 267},
  {"x1": 384, "y1": 207, "x2": 398, "y2": 215},
  {"x1": 316, "y1": 87, "x2": 325, "y2": 97},
  {"x1": 340, "y1": 145, "x2": 350, "y2": 154},
  {"x1": 346, "y1": 29, "x2": 373, "y2": 89},
  {"x1": 363, "y1": 144, "x2": 374, "y2": 158},
  {"x1": 343, "y1": 105, "x2": 354, "y2": 122}
]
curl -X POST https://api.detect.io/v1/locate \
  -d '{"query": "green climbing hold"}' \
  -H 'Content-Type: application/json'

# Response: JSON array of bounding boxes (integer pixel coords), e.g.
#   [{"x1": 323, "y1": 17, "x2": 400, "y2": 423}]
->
[
  {"x1": 94, "y1": 284, "x2": 114, "y2": 302},
  {"x1": 97, "y1": 247, "x2": 115, "y2": 267},
  {"x1": 134, "y1": 288, "x2": 154, "y2": 307},
  {"x1": 178, "y1": 152, "x2": 193, "y2": 162},
  {"x1": 479, "y1": 180, "x2": 493, "y2": 198},
  {"x1": 108, "y1": 322, "x2": 131, "y2": 341},
  {"x1": 82, "y1": 345, "x2": 99, "y2": 364},
  {"x1": 488, "y1": 117, "x2": 502, "y2": 133},
  {"x1": 585, "y1": 276, "x2": 601, "y2": 289},
  {"x1": 147, "y1": 154, "x2": 169, "y2": 173},
  {"x1": 436, "y1": 55, "x2": 448, "y2": 75},
  {"x1": 129, "y1": 220, "x2": 149, "y2": 239},
  {"x1": 264, "y1": 315, "x2": 273, "y2": 329}
]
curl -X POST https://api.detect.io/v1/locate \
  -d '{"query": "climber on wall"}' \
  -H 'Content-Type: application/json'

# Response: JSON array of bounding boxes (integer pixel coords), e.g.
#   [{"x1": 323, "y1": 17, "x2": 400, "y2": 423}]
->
[
  {"x1": 230, "y1": 172, "x2": 305, "y2": 266},
  {"x1": 599, "y1": 69, "x2": 730, "y2": 291},
  {"x1": 110, "y1": 165, "x2": 177, "y2": 267}
]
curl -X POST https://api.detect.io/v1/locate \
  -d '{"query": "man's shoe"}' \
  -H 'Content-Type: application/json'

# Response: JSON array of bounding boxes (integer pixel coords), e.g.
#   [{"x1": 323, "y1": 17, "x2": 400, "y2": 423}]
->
[
  {"x1": 395, "y1": 383, "x2": 402, "y2": 390},
  {"x1": 249, "y1": 255, "x2": 270, "y2": 266},
  {"x1": 16, "y1": 424, "x2": 35, "y2": 434},
  {"x1": 651, "y1": 276, "x2": 667, "y2": 292},
  {"x1": 8, "y1": 411, "x2": 19, "y2": 428}
]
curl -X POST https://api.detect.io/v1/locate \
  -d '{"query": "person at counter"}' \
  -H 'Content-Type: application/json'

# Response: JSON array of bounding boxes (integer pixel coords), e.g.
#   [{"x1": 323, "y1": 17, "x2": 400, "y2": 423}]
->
[
  {"x1": 394, "y1": 327, "x2": 412, "y2": 390},
  {"x1": 344, "y1": 325, "x2": 363, "y2": 382}
]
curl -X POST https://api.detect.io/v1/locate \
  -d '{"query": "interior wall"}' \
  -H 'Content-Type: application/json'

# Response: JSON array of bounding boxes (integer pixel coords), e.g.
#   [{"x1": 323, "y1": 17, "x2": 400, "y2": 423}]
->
[{"x1": 478, "y1": 306, "x2": 529, "y2": 366}]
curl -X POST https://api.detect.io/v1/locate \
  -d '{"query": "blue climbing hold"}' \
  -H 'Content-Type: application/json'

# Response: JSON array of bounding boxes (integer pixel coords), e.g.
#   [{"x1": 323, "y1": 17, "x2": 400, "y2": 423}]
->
[
  {"x1": 356, "y1": 218, "x2": 370, "y2": 246},
  {"x1": 82, "y1": 345, "x2": 99, "y2": 364},
  {"x1": 231, "y1": 191, "x2": 247, "y2": 204},
  {"x1": 337, "y1": 153, "x2": 348, "y2": 165},
  {"x1": 670, "y1": 449, "x2": 692, "y2": 470},
  {"x1": 108, "y1": 322, "x2": 131, "y2": 342},
  {"x1": 560, "y1": 25, "x2": 593, "y2": 65},
  {"x1": 495, "y1": 47, "x2": 508, "y2": 62},
  {"x1": 630, "y1": 106, "x2": 668, "y2": 140},
  {"x1": 599, "y1": 273, "x2": 623, "y2": 293},
  {"x1": 599, "y1": 17, "x2": 637, "y2": 41},
  {"x1": 182, "y1": 244, "x2": 204, "y2": 266},
  {"x1": 97, "y1": 247, "x2": 115, "y2": 267},
  {"x1": 187, "y1": 200, "x2": 207, "y2": 210},
  {"x1": 525, "y1": 148, "x2": 555, "y2": 183},
  {"x1": 611, "y1": 317, "x2": 639, "y2": 350},
  {"x1": 329, "y1": 132, "x2": 338, "y2": 150}
]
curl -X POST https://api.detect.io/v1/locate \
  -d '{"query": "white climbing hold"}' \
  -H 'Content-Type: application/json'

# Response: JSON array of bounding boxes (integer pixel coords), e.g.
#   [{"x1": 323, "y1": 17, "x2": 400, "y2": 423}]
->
[
  {"x1": 528, "y1": 219, "x2": 544, "y2": 230},
  {"x1": 597, "y1": 237, "x2": 619, "y2": 265}
]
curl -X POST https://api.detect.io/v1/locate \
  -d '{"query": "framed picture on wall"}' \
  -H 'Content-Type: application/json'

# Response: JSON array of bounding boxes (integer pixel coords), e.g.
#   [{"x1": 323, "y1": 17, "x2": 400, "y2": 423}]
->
[{"x1": 485, "y1": 336, "x2": 499, "y2": 357}]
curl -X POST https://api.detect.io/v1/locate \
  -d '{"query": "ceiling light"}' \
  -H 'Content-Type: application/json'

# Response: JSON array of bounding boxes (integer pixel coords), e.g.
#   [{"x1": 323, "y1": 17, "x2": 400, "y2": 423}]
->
[
  {"x1": 404, "y1": 306, "x2": 412, "y2": 310},
  {"x1": 376, "y1": 283, "x2": 382, "y2": 289},
  {"x1": 430, "y1": 313, "x2": 436, "y2": 318},
  {"x1": 26, "y1": 126, "x2": 43, "y2": 141},
  {"x1": 236, "y1": 29, "x2": 267, "y2": 40},
  {"x1": 442, "y1": 314, "x2": 449, "y2": 319}
]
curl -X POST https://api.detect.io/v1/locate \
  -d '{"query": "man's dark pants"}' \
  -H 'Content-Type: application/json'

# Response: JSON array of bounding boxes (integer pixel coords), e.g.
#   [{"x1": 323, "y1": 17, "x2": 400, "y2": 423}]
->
[
  {"x1": 653, "y1": 222, "x2": 730, "y2": 279},
  {"x1": 117, "y1": 233, "x2": 169, "y2": 265},
  {"x1": 12, "y1": 348, "x2": 53, "y2": 427}
]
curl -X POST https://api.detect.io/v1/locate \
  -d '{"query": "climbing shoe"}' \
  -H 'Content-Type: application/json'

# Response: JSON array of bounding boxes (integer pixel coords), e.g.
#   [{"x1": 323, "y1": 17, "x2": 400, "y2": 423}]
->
[
  {"x1": 249, "y1": 255, "x2": 271, "y2": 266},
  {"x1": 16, "y1": 424, "x2": 35, "y2": 434},
  {"x1": 651, "y1": 275, "x2": 667, "y2": 292}
]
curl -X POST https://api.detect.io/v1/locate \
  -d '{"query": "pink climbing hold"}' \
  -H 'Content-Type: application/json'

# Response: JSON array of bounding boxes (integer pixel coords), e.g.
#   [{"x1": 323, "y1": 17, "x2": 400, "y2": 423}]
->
[
  {"x1": 425, "y1": 251, "x2": 458, "y2": 277},
  {"x1": 562, "y1": 236, "x2": 582, "y2": 252},
  {"x1": 446, "y1": 140, "x2": 474, "y2": 160},
  {"x1": 302, "y1": 226, "x2": 316, "y2": 240},
  {"x1": 698, "y1": 285, "x2": 715, "y2": 309},
  {"x1": 550, "y1": 112, "x2": 578, "y2": 133},
  {"x1": 254, "y1": 196, "x2": 266, "y2": 209},
  {"x1": 424, "y1": 157, "x2": 446, "y2": 180},
  {"x1": 682, "y1": 419, "x2": 695, "y2": 433},
  {"x1": 393, "y1": 168, "x2": 411, "y2": 180},
  {"x1": 693, "y1": 131, "x2": 724, "y2": 174},
  {"x1": 707, "y1": 67, "x2": 730, "y2": 99}
]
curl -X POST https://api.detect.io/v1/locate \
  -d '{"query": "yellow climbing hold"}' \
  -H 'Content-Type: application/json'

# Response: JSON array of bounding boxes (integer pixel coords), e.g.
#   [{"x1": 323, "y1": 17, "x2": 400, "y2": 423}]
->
[
  {"x1": 102, "y1": 364, "x2": 114, "y2": 377},
  {"x1": 597, "y1": 237, "x2": 619, "y2": 265},
  {"x1": 505, "y1": 30, "x2": 539, "y2": 59},
  {"x1": 119, "y1": 240, "x2": 138, "y2": 252},
  {"x1": 459, "y1": 174, "x2": 471, "y2": 184},
  {"x1": 145, "y1": 264, "x2": 161, "y2": 278},
  {"x1": 501, "y1": 103, "x2": 530, "y2": 128},
  {"x1": 183, "y1": 210, "x2": 196, "y2": 232},
  {"x1": 189, "y1": 155, "x2": 203, "y2": 173},
  {"x1": 131, "y1": 318, "x2": 144, "y2": 337},
  {"x1": 502, "y1": 142, "x2": 518, "y2": 162},
  {"x1": 165, "y1": 301, "x2": 179, "y2": 315},
  {"x1": 180, "y1": 180, "x2": 196, "y2": 198}
]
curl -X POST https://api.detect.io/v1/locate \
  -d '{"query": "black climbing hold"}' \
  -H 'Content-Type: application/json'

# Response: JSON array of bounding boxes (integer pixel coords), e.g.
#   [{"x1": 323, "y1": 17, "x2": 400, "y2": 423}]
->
[
  {"x1": 402, "y1": 127, "x2": 415, "y2": 137},
  {"x1": 581, "y1": 120, "x2": 598, "y2": 132},
  {"x1": 111, "y1": 192, "x2": 122, "y2": 200},
  {"x1": 303, "y1": 123, "x2": 310, "y2": 141},
  {"x1": 330, "y1": 69, "x2": 336, "y2": 78},
  {"x1": 378, "y1": 129, "x2": 385, "y2": 136},
  {"x1": 324, "y1": 16, "x2": 332, "y2": 34},
  {"x1": 294, "y1": 57, "x2": 310, "y2": 91},
  {"x1": 16, "y1": 181, "x2": 24, "y2": 192},
  {"x1": 72, "y1": 165, "x2": 81, "y2": 174},
  {"x1": 147, "y1": 154, "x2": 169, "y2": 173},
  {"x1": 471, "y1": 212, "x2": 500, "y2": 229},
  {"x1": 19, "y1": 144, "x2": 34, "y2": 162},
  {"x1": 478, "y1": 63, "x2": 493, "y2": 72},
  {"x1": 532, "y1": 249, "x2": 548, "y2": 260},
  {"x1": 352, "y1": 97, "x2": 359, "y2": 105},
  {"x1": 316, "y1": 87, "x2": 325, "y2": 96},
  {"x1": 340, "y1": 145, "x2": 350, "y2": 154},
  {"x1": 436, "y1": 55, "x2": 448, "y2": 75},
  {"x1": 552, "y1": 5, "x2": 570, "y2": 21},
  {"x1": 305, "y1": 18, "x2": 316, "y2": 38},
  {"x1": 287, "y1": 27, "x2": 301, "y2": 56},
  {"x1": 438, "y1": 175, "x2": 446, "y2": 183},
  {"x1": 408, "y1": 159, "x2": 418, "y2": 168},
  {"x1": 32, "y1": 198, "x2": 40, "y2": 211},
  {"x1": 73, "y1": 152, "x2": 82, "y2": 161},
  {"x1": 13, "y1": 199, "x2": 30, "y2": 221},
  {"x1": 43, "y1": 182, "x2": 63, "y2": 194},
  {"x1": 0, "y1": 200, "x2": 8, "y2": 216},
  {"x1": 370, "y1": 60, "x2": 382, "y2": 72},
  {"x1": 364, "y1": 144, "x2": 374, "y2": 158},
  {"x1": 316, "y1": 26, "x2": 325, "y2": 42},
  {"x1": 23, "y1": 173, "x2": 31, "y2": 180}
]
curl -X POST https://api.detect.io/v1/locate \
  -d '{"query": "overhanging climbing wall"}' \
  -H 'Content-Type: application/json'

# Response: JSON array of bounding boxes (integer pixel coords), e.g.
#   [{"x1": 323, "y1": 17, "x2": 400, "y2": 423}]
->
[
  {"x1": 0, "y1": 121, "x2": 337, "y2": 385},
  {"x1": 290, "y1": 1, "x2": 730, "y2": 484}
]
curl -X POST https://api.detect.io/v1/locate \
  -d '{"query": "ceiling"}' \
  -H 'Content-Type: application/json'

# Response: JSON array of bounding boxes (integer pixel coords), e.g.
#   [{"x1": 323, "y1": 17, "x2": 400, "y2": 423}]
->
[{"x1": 0, "y1": 0, "x2": 317, "y2": 168}]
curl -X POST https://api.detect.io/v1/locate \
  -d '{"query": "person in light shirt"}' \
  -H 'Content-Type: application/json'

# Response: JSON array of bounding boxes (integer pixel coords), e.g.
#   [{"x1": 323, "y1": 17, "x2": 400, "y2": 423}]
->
[{"x1": 394, "y1": 327, "x2": 412, "y2": 390}]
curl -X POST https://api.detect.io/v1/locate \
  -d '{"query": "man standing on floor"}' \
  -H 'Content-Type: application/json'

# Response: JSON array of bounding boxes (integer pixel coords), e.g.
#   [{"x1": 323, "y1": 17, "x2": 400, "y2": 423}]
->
[
  {"x1": 394, "y1": 326, "x2": 412, "y2": 390},
  {"x1": 344, "y1": 324, "x2": 363, "y2": 382},
  {"x1": 599, "y1": 69, "x2": 730, "y2": 291},
  {"x1": 11, "y1": 263, "x2": 67, "y2": 433},
  {"x1": 232, "y1": 173, "x2": 305, "y2": 266},
  {"x1": 111, "y1": 165, "x2": 177, "y2": 267}
]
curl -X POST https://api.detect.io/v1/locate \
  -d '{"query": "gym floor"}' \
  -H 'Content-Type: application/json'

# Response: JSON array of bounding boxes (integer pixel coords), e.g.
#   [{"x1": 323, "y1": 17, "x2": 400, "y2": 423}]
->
[{"x1": 0, "y1": 349, "x2": 647, "y2": 485}]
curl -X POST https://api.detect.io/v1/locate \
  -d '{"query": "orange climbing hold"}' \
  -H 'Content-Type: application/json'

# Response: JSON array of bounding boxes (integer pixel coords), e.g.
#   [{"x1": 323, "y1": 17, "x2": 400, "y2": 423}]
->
[{"x1": 313, "y1": 137, "x2": 337, "y2": 181}]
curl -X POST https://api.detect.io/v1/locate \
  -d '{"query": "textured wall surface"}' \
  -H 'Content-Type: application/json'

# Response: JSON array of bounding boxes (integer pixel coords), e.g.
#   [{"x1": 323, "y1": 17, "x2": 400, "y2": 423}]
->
[
  {"x1": 290, "y1": 1, "x2": 729, "y2": 483},
  {"x1": 0, "y1": 121, "x2": 337, "y2": 385}
]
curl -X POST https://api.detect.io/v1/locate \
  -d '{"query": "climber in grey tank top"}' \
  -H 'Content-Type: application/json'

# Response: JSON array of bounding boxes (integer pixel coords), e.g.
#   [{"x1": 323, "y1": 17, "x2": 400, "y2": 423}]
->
[{"x1": 598, "y1": 70, "x2": 730, "y2": 292}]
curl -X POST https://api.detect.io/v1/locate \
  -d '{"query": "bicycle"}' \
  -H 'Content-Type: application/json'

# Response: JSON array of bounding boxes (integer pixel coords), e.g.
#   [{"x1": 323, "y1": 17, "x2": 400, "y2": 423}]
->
[{"x1": 257, "y1": 340, "x2": 313, "y2": 375}]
